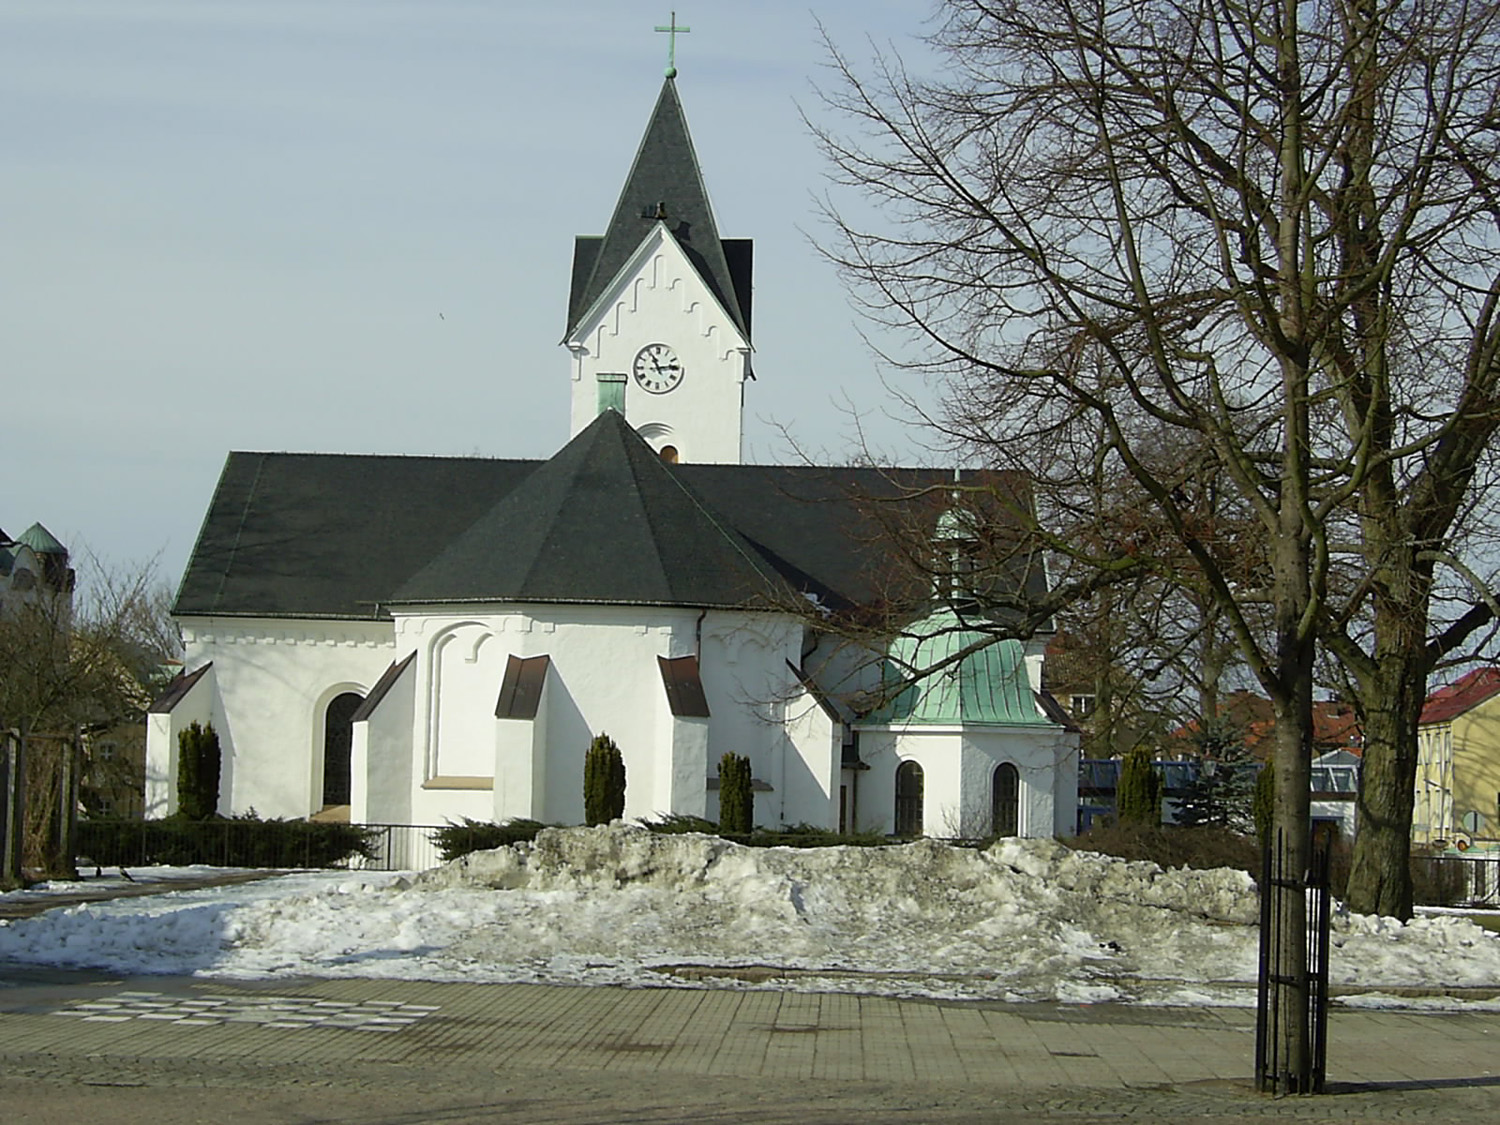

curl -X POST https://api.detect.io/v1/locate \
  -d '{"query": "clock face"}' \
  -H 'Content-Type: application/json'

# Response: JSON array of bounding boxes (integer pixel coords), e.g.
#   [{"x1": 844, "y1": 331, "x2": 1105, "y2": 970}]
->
[{"x1": 632, "y1": 343, "x2": 683, "y2": 394}]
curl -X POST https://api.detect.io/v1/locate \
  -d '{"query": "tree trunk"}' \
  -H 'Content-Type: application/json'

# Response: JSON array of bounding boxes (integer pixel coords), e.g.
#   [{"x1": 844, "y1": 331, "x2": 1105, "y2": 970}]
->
[
  {"x1": 1266, "y1": 644, "x2": 1315, "y2": 1089},
  {"x1": 1, "y1": 730, "x2": 24, "y2": 890},
  {"x1": 1345, "y1": 641, "x2": 1424, "y2": 918}
]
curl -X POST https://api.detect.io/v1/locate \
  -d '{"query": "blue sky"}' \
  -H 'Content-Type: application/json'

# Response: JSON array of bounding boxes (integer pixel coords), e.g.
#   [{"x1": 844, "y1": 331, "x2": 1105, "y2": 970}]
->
[{"x1": 5, "y1": 1, "x2": 945, "y2": 589}]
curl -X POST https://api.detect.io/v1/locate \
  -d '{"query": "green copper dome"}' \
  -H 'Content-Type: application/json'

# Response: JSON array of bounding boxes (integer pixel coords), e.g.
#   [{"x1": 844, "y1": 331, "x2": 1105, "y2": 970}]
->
[{"x1": 864, "y1": 606, "x2": 1049, "y2": 726}]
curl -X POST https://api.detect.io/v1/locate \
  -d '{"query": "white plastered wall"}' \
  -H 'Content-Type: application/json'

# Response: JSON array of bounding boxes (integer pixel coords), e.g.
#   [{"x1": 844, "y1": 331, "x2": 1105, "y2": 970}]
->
[
  {"x1": 171, "y1": 617, "x2": 396, "y2": 819},
  {"x1": 143, "y1": 666, "x2": 217, "y2": 817},
  {"x1": 396, "y1": 604, "x2": 812, "y2": 827},
  {"x1": 566, "y1": 227, "x2": 750, "y2": 465},
  {"x1": 351, "y1": 656, "x2": 417, "y2": 826},
  {"x1": 855, "y1": 725, "x2": 1078, "y2": 838},
  {"x1": 782, "y1": 686, "x2": 841, "y2": 829}
]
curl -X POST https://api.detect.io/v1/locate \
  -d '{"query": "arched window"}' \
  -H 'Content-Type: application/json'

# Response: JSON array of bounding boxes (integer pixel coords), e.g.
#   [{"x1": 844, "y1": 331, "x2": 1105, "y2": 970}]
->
[
  {"x1": 322, "y1": 692, "x2": 364, "y2": 807},
  {"x1": 659, "y1": 444, "x2": 680, "y2": 463},
  {"x1": 894, "y1": 760, "x2": 924, "y2": 837},
  {"x1": 992, "y1": 762, "x2": 1020, "y2": 837}
]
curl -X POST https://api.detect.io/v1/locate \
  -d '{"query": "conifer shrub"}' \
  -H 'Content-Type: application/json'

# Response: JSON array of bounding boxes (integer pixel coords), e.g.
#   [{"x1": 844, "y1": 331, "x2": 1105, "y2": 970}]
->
[
  {"x1": 431, "y1": 817, "x2": 548, "y2": 862},
  {"x1": 584, "y1": 733, "x2": 626, "y2": 826},
  {"x1": 1065, "y1": 821, "x2": 1260, "y2": 879},
  {"x1": 642, "y1": 813, "x2": 718, "y2": 835},
  {"x1": 636, "y1": 815, "x2": 893, "y2": 848},
  {"x1": 717, "y1": 752, "x2": 754, "y2": 835},
  {"x1": 1115, "y1": 746, "x2": 1161, "y2": 825},
  {"x1": 176, "y1": 721, "x2": 221, "y2": 821},
  {"x1": 77, "y1": 814, "x2": 375, "y2": 868},
  {"x1": 1177, "y1": 718, "x2": 1257, "y2": 830}
]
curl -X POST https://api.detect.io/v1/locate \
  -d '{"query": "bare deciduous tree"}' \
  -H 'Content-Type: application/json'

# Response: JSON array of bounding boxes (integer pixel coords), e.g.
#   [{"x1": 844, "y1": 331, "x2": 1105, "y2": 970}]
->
[
  {"x1": 814, "y1": 0, "x2": 1500, "y2": 1087},
  {"x1": 0, "y1": 554, "x2": 180, "y2": 877}
]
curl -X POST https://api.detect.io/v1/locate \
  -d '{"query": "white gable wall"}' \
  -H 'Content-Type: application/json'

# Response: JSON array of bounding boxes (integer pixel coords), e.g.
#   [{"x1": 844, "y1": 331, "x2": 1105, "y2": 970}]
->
[{"x1": 567, "y1": 227, "x2": 750, "y2": 464}]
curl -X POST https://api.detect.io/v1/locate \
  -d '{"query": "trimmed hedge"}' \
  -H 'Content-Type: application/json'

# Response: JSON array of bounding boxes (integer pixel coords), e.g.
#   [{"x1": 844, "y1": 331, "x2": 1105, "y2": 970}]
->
[{"x1": 77, "y1": 815, "x2": 376, "y2": 869}]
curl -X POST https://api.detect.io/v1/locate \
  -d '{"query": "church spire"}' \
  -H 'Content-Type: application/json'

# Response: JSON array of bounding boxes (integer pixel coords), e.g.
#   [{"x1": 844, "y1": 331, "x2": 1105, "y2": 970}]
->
[{"x1": 565, "y1": 78, "x2": 751, "y2": 341}]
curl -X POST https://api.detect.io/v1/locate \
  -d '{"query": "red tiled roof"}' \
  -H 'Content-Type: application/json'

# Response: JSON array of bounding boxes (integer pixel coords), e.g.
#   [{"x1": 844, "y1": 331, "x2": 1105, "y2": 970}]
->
[
  {"x1": 1419, "y1": 667, "x2": 1500, "y2": 725},
  {"x1": 1168, "y1": 692, "x2": 1362, "y2": 760}
]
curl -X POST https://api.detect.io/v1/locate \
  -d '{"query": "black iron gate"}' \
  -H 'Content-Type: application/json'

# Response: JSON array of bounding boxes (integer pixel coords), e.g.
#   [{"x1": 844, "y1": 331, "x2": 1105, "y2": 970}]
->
[{"x1": 1255, "y1": 830, "x2": 1331, "y2": 1094}]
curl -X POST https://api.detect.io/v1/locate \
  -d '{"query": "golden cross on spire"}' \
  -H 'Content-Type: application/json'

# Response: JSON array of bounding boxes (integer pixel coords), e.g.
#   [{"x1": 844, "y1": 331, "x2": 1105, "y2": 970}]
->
[{"x1": 655, "y1": 11, "x2": 690, "y2": 78}]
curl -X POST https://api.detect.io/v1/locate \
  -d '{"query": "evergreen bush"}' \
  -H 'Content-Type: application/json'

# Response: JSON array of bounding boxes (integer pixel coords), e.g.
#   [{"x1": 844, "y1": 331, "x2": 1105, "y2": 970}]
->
[
  {"x1": 641, "y1": 813, "x2": 718, "y2": 835},
  {"x1": 1115, "y1": 746, "x2": 1161, "y2": 826},
  {"x1": 583, "y1": 733, "x2": 626, "y2": 826},
  {"x1": 717, "y1": 753, "x2": 754, "y2": 835},
  {"x1": 176, "y1": 721, "x2": 221, "y2": 821},
  {"x1": 1177, "y1": 718, "x2": 1257, "y2": 830},
  {"x1": 431, "y1": 817, "x2": 548, "y2": 862},
  {"x1": 77, "y1": 814, "x2": 375, "y2": 868}
]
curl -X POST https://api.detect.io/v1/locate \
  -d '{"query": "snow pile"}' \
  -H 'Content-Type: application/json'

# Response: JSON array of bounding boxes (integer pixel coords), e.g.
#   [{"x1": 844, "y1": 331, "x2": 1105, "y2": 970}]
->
[{"x1": 1, "y1": 824, "x2": 1497, "y2": 1008}]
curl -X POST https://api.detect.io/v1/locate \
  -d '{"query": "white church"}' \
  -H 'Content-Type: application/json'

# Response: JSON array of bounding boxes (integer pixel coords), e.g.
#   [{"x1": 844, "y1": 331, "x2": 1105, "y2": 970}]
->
[{"x1": 144, "y1": 70, "x2": 1079, "y2": 841}]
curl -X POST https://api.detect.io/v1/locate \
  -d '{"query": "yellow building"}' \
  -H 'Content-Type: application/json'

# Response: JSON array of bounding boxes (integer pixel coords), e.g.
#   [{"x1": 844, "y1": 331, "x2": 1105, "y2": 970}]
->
[{"x1": 1415, "y1": 668, "x2": 1500, "y2": 853}]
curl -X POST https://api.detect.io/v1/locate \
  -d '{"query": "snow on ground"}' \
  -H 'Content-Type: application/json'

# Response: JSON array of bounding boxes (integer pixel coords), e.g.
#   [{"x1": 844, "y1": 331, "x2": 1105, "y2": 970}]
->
[{"x1": 2, "y1": 824, "x2": 1498, "y2": 1009}]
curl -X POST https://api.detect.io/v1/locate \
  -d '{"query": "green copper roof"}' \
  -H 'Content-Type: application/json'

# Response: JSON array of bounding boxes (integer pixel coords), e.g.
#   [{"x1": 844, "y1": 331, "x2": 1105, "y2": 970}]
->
[
  {"x1": 863, "y1": 607, "x2": 1050, "y2": 727},
  {"x1": 16, "y1": 522, "x2": 67, "y2": 555}
]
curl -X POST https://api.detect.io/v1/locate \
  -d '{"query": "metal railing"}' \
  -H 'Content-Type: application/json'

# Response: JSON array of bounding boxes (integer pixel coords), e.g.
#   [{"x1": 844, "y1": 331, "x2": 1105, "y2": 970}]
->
[
  {"x1": 75, "y1": 819, "x2": 453, "y2": 872},
  {"x1": 1255, "y1": 830, "x2": 1331, "y2": 1095},
  {"x1": 1417, "y1": 853, "x2": 1500, "y2": 906}
]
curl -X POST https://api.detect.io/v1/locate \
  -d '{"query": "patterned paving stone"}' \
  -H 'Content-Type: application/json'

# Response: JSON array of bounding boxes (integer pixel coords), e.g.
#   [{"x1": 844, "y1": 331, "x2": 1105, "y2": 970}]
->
[{"x1": 48, "y1": 990, "x2": 439, "y2": 1033}]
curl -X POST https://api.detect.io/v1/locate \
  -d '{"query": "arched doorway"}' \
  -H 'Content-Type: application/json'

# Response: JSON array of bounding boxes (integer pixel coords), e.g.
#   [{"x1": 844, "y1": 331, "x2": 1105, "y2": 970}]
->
[
  {"x1": 992, "y1": 762, "x2": 1020, "y2": 837},
  {"x1": 322, "y1": 692, "x2": 363, "y2": 808},
  {"x1": 894, "y1": 760, "x2": 924, "y2": 837}
]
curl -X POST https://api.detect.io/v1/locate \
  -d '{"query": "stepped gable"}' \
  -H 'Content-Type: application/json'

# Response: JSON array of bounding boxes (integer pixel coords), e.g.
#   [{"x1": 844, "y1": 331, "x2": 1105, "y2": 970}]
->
[
  {"x1": 173, "y1": 453, "x2": 541, "y2": 619},
  {"x1": 392, "y1": 410, "x2": 792, "y2": 609},
  {"x1": 567, "y1": 78, "x2": 750, "y2": 339}
]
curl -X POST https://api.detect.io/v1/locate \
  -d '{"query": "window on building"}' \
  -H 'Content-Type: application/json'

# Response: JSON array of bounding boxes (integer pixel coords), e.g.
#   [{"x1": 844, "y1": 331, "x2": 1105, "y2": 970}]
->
[
  {"x1": 894, "y1": 760, "x2": 924, "y2": 837},
  {"x1": 992, "y1": 762, "x2": 1020, "y2": 837},
  {"x1": 1071, "y1": 694, "x2": 1096, "y2": 718}
]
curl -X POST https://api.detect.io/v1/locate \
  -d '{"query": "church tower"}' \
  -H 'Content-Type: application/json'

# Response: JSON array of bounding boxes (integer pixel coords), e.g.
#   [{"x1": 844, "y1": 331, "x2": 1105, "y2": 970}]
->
[{"x1": 563, "y1": 74, "x2": 753, "y2": 465}]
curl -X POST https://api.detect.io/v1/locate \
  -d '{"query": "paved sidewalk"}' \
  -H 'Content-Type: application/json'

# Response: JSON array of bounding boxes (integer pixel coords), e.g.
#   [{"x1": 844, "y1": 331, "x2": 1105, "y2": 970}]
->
[{"x1": 2, "y1": 969, "x2": 1497, "y2": 1121}]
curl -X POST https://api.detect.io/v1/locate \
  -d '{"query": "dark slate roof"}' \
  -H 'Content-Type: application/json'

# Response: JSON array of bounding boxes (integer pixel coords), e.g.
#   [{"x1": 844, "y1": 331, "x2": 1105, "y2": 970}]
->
[
  {"x1": 566, "y1": 78, "x2": 750, "y2": 340},
  {"x1": 148, "y1": 662, "x2": 213, "y2": 714},
  {"x1": 676, "y1": 462, "x2": 1047, "y2": 617},
  {"x1": 174, "y1": 427, "x2": 1045, "y2": 623},
  {"x1": 174, "y1": 454, "x2": 542, "y2": 619},
  {"x1": 393, "y1": 411, "x2": 794, "y2": 608},
  {"x1": 350, "y1": 653, "x2": 415, "y2": 723}
]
